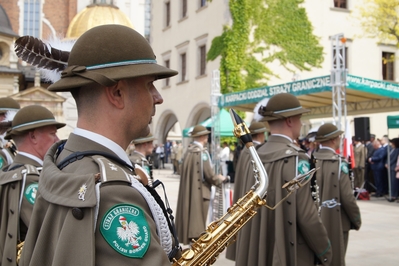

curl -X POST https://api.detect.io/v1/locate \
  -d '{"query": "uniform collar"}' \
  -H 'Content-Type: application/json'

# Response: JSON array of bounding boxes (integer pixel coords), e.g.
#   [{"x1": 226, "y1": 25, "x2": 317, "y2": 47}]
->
[{"x1": 73, "y1": 128, "x2": 132, "y2": 167}]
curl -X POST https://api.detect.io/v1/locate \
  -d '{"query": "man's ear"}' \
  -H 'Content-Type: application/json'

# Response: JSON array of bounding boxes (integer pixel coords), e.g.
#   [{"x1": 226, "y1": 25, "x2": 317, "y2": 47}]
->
[
  {"x1": 28, "y1": 130, "x2": 38, "y2": 144},
  {"x1": 104, "y1": 81, "x2": 125, "y2": 109}
]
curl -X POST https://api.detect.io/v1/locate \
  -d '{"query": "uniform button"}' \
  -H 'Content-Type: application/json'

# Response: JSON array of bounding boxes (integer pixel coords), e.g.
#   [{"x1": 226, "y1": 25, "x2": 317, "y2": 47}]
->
[
  {"x1": 9, "y1": 209, "x2": 14, "y2": 214},
  {"x1": 8, "y1": 233, "x2": 12, "y2": 238},
  {"x1": 290, "y1": 241, "x2": 294, "y2": 246},
  {"x1": 334, "y1": 184, "x2": 337, "y2": 187},
  {"x1": 284, "y1": 158, "x2": 288, "y2": 163},
  {"x1": 7, "y1": 258, "x2": 12, "y2": 262},
  {"x1": 198, "y1": 179, "x2": 200, "y2": 181},
  {"x1": 287, "y1": 201, "x2": 291, "y2": 205},
  {"x1": 197, "y1": 171, "x2": 200, "y2": 173},
  {"x1": 288, "y1": 221, "x2": 292, "y2": 225},
  {"x1": 324, "y1": 258, "x2": 328, "y2": 262},
  {"x1": 337, "y1": 209, "x2": 339, "y2": 212},
  {"x1": 11, "y1": 183, "x2": 15, "y2": 189},
  {"x1": 72, "y1": 208, "x2": 84, "y2": 220}
]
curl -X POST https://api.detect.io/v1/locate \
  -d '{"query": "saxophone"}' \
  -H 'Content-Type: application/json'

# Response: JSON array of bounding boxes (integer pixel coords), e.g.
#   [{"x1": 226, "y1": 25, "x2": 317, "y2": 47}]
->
[{"x1": 172, "y1": 109, "x2": 316, "y2": 266}]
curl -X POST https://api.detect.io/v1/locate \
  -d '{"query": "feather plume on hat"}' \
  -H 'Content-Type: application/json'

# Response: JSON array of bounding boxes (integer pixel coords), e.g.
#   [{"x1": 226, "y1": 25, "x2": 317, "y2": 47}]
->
[
  {"x1": 14, "y1": 35, "x2": 75, "y2": 83},
  {"x1": 253, "y1": 97, "x2": 269, "y2": 122}
]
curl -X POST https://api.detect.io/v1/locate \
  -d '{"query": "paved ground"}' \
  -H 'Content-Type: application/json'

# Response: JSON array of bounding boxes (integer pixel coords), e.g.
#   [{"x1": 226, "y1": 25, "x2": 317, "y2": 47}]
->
[{"x1": 153, "y1": 167, "x2": 399, "y2": 265}]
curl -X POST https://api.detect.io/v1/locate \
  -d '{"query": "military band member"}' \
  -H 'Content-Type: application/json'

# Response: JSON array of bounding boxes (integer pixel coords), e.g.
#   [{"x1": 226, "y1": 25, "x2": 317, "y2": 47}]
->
[
  {"x1": 0, "y1": 97, "x2": 21, "y2": 169},
  {"x1": 233, "y1": 93, "x2": 332, "y2": 266},
  {"x1": 226, "y1": 121, "x2": 268, "y2": 261},
  {"x1": 175, "y1": 125, "x2": 227, "y2": 245},
  {"x1": 19, "y1": 25, "x2": 180, "y2": 266},
  {"x1": 314, "y1": 124, "x2": 362, "y2": 266},
  {"x1": 0, "y1": 105, "x2": 65, "y2": 265},
  {"x1": 129, "y1": 133, "x2": 156, "y2": 185}
]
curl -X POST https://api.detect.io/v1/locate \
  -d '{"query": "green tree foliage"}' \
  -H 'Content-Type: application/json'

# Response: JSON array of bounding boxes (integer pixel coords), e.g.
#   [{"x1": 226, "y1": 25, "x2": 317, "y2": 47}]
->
[
  {"x1": 207, "y1": 0, "x2": 324, "y2": 94},
  {"x1": 352, "y1": 0, "x2": 399, "y2": 47}
]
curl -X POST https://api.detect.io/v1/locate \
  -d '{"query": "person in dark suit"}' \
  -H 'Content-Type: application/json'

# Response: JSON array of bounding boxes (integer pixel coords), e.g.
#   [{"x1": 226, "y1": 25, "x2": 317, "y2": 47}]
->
[
  {"x1": 365, "y1": 134, "x2": 376, "y2": 192},
  {"x1": 369, "y1": 139, "x2": 388, "y2": 197}
]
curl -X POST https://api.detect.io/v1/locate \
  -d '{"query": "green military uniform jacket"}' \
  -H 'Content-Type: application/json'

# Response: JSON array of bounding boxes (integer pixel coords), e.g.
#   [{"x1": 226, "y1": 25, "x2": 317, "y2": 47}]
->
[
  {"x1": 0, "y1": 154, "x2": 41, "y2": 266},
  {"x1": 175, "y1": 142, "x2": 223, "y2": 245},
  {"x1": 314, "y1": 147, "x2": 362, "y2": 266},
  {"x1": 234, "y1": 135, "x2": 332, "y2": 266},
  {"x1": 129, "y1": 151, "x2": 152, "y2": 182},
  {"x1": 20, "y1": 134, "x2": 176, "y2": 266},
  {"x1": 225, "y1": 141, "x2": 265, "y2": 261},
  {"x1": 0, "y1": 146, "x2": 16, "y2": 170}
]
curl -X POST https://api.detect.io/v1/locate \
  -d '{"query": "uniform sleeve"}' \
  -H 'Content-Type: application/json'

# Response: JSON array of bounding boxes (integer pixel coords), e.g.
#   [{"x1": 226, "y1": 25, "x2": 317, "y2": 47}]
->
[
  {"x1": 296, "y1": 153, "x2": 332, "y2": 265},
  {"x1": 203, "y1": 153, "x2": 222, "y2": 186},
  {"x1": 339, "y1": 171, "x2": 362, "y2": 230}
]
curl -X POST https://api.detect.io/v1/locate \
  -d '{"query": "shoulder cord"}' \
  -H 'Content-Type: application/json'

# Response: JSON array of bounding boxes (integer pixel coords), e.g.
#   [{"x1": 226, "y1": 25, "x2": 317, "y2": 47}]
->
[{"x1": 57, "y1": 150, "x2": 180, "y2": 260}]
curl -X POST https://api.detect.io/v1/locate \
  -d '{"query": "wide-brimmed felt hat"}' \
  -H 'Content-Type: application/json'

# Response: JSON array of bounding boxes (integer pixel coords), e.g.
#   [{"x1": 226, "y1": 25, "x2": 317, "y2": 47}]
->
[
  {"x1": 48, "y1": 24, "x2": 178, "y2": 92},
  {"x1": 315, "y1": 123, "x2": 344, "y2": 143},
  {"x1": 189, "y1": 125, "x2": 210, "y2": 138},
  {"x1": 257, "y1": 93, "x2": 309, "y2": 122},
  {"x1": 5, "y1": 105, "x2": 66, "y2": 139},
  {"x1": 132, "y1": 133, "x2": 156, "y2": 145},
  {"x1": 0, "y1": 97, "x2": 20, "y2": 114},
  {"x1": 248, "y1": 122, "x2": 268, "y2": 135}
]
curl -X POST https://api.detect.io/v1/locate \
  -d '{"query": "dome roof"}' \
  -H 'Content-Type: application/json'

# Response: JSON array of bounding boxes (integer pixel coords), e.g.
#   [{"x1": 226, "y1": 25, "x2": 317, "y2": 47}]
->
[
  {"x1": 66, "y1": 4, "x2": 134, "y2": 39},
  {"x1": 0, "y1": 5, "x2": 18, "y2": 37}
]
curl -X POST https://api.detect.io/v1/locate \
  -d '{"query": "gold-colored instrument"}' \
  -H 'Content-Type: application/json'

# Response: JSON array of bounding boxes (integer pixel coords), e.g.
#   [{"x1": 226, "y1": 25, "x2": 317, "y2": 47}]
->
[
  {"x1": 172, "y1": 109, "x2": 316, "y2": 266},
  {"x1": 17, "y1": 241, "x2": 24, "y2": 264}
]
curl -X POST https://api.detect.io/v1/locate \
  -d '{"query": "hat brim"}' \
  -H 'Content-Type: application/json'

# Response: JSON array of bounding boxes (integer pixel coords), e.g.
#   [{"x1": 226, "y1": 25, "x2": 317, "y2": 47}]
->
[
  {"x1": 315, "y1": 130, "x2": 344, "y2": 143},
  {"x1": 259, "y1": 107, "x2": 310, "y2": 122},
  {"x1": 190, "y1": 130, "x2": 211, "y2": 138},
  {"x1": 48, "y1": 63, "x2": 178, "y2": 92},
  {"x1": 5, "y1": 121, "x2": 66, "y2": 139},
  {"x1": 133, "y1": 136, "x2": 156, "y2": 144}
]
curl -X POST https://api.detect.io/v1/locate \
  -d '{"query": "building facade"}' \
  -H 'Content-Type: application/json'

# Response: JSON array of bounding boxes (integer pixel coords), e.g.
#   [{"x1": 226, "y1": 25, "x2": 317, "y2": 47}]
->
[{"x1": 150, "y1": 0, "x2": 399, "y2": 142}]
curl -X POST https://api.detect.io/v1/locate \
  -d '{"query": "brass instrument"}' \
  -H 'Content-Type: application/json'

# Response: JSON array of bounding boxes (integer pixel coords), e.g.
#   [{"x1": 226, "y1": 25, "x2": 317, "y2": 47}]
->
[{"x1": 172, "y1": 109, "x2": 316, "y2": 266}]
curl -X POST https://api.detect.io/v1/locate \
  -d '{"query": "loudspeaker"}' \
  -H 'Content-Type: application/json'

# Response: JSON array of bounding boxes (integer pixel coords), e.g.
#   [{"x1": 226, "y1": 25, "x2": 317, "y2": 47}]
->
[{"x1": 354, "y1": 117, "x2": 370, "y2": 141}]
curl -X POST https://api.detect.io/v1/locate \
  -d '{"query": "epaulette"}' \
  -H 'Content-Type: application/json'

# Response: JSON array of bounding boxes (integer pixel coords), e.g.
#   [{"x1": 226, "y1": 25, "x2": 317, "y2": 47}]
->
[
  {"x1": 0, "y1": 164, "x2": 41, "y2": 186},
  {"x1": 92, "y1": 155, "x2": 134, "y2": 184}
]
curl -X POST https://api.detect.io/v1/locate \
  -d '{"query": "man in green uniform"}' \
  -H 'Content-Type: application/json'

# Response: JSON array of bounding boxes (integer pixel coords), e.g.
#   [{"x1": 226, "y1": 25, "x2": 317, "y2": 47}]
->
[
  {"x1": 20, "y1": 25, "x2": 180, "y2": 266},
  {"x1": 314, "y1": 123, "x2": 362, "y2": 266},
  {"x1": 0, "y1": 105, "x2": 65, "y2": 265},
  {"x1": 0, "y1": 97, "x2": 20, "y2": 169},
  {"x1": 233, "y1": 93, "x2": 332, "y2": 266},
  {"x1": 176, "y1": 125, "x2": 227, "y2": 245},
  {"x1": 129, "y1": 133, "x2": 156, "y2": 185},
  {"x1": 225, "y1": 121, "x2": 268, "y2": 261}
]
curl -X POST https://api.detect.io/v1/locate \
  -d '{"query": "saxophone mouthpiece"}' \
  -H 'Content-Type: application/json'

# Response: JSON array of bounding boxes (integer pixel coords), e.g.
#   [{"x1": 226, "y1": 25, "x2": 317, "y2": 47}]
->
[{"x1": 229, "y1": 108, "x2": 253, "y2": 145}]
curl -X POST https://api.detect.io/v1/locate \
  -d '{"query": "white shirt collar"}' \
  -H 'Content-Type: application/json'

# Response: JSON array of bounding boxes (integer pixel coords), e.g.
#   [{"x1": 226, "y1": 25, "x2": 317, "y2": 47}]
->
[
  {"x1": 73, "y1": 128, "x2": 132, "y2": 167},
  {"x1": 18, "y1": 151, "x2": 43, "y2": 166},
  {"x1": 193, "y1": 141, "x2": 203, "y2": 149},
  {"x1": 271, "y1": 134, "x2": 293, "y2": 143},
  {"x1": 319, "y1": 145, "x2": 337, "y2": 153}
]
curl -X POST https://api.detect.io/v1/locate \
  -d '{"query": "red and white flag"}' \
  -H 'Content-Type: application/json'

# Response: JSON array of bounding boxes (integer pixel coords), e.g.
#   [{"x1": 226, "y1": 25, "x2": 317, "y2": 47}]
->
[{"x1": 343, "y1": 119, "x2": 356, "y2": 168}]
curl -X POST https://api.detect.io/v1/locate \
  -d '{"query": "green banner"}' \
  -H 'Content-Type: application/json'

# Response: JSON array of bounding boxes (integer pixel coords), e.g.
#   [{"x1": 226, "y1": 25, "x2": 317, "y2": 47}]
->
[
  {"x1": 219, "y1": 74, "x2": 399, "y2": 108},
  {"x1": 220, "y1": 75, "x2": 331, "y2": 107},
  {"x1": 387, "y1": 115, "x2": 399, "y2": 129},
  {"x1": 347, "y1": 75, "x2": 399, "y2": 99}
]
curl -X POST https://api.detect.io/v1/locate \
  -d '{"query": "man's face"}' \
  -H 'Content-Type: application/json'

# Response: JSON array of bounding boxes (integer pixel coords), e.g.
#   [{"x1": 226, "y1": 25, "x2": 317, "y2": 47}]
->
[
  {"x1": 34, "y1": 125, "x2": 59, "y2": 159},
  {"x1": 146, "y1": 142, "x2": 154, "y2": 156},
  {"x1": 124, "y1": 75, "x2": 163, "y2": 139},
  {"x1": 290, "y1": 115, "x2": 303, "y2": 139}
]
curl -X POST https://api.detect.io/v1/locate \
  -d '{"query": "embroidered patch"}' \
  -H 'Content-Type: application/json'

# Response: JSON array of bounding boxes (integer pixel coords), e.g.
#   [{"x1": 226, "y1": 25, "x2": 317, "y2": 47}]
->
[
  {"x1": 202, "y1": 153, "x2": 209, "y2": 161},
  {"x1": 0, "y1": 157, "x2": 3, "y2": 169},
  {"x1": 143, "y1": 165, "x2": 151, "y2": 176},
  {"x1": 24, "y1": 183, "x2": 38, "y2": 204},
  {"x1": 100, "y1": 204, "x2": 151, "y2": 258},
  {"x1": 298, "y1": 160, "x2": 310, "y2": 179},
  {"x1": 341, "y1": 162, "x2": 349, "y2": 174},
  {"x1": 78, "y1": 184, "x2": 87, "y2": 201}
]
